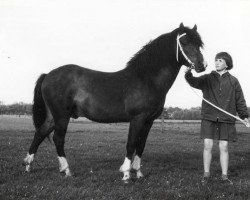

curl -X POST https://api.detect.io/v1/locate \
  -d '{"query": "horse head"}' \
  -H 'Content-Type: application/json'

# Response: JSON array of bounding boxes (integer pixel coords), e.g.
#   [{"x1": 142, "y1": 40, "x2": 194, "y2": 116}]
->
[{"x1": 176, "y1": 23, "x2": 207, "y2": 73}]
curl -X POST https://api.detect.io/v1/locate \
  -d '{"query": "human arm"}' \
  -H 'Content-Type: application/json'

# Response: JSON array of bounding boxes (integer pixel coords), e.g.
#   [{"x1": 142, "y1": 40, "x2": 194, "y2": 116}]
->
[
  {"x1": 184, "y1": 69, "x2": 206, "y2": 90},
  {"x1": 235, "y1": 79, "x2": 249, "y2": 121}
]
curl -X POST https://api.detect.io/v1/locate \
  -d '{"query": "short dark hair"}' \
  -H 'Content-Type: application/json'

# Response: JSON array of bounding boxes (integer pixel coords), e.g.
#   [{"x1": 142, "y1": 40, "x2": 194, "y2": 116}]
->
[{"x1": 215, "y1": 52, "x2": 233, "y2": 70}]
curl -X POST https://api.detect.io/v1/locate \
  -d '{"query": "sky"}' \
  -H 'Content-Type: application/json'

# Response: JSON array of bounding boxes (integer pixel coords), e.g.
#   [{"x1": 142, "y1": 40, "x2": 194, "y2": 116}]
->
[{"x1": 0, "y1": 0, "x2": 250, "y2": 108}]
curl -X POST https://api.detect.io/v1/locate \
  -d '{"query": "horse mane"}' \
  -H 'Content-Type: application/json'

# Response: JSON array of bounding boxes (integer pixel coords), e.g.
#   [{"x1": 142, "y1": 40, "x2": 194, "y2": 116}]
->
[
  {"x1": 125, "y1": 26, "x2": 203, "y2": 76},
  {"x1": 125, "y1": 33, "x2": 174, "y2": 76}
]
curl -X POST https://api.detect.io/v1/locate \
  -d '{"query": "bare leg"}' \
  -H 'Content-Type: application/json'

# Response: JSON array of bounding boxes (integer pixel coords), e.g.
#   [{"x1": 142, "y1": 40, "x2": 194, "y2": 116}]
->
[
  {"x1": 203, "y1": 138, "x2": 213, "y2": 175},
  {"x1": 219, "y1": 140, "x2": 229, "y2": 176}
]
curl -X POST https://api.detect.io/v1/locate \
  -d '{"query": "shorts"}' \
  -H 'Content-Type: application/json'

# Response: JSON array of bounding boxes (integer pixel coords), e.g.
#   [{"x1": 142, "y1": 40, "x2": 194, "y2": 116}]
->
[{"x1": 200, "y1": 119, "x2": 237, "y2": 142}]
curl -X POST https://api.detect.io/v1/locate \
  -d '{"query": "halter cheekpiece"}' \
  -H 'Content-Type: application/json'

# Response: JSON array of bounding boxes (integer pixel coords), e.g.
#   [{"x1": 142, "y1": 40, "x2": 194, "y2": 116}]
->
[{"x1": 176, "y1": 33, "x2": 195, "y2": 69}]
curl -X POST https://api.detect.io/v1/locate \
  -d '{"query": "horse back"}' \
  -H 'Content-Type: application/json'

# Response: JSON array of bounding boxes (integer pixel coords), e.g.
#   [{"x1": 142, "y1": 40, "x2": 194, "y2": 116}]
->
[{"x1": 41, "y1": 64, "x2": 130, "y2": 122}]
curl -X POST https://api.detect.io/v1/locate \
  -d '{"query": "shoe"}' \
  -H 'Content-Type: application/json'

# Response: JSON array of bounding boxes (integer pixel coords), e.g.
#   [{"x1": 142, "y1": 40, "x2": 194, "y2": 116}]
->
[
  {"x1": 201, "y1": 172, "x2": 210, "y2": 184},
  {"x1": 221, "y1": 175, "x2": 233, "y2": 185},
  {"x1": 201, "y1": 176, "x2": 210, "y2": 184}
]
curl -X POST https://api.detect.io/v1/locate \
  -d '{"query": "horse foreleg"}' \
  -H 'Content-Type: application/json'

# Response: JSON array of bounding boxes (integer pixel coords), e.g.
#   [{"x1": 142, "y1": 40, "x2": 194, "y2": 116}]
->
[
  {"x1": 133, "y1": 120, "x2": 153, "y2": 179},
  {"x1": 119, "y1": 116, "x2": 147, "y2": 182},
  {"x1": 131, "y1": 155, "x2": 143, "y2": 178}
]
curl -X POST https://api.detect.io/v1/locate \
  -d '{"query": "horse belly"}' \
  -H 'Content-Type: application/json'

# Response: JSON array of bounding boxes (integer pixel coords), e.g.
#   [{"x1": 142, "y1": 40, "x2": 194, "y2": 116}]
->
[{"x1": 74, "y1": 93, "x2": 129, "y2": 123}]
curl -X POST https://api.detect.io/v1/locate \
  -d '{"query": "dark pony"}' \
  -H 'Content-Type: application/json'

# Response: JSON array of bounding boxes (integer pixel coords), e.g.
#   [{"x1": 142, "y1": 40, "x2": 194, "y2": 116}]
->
[{"x1": 24, "y1": 23, "x2": 206, "y2": 182}]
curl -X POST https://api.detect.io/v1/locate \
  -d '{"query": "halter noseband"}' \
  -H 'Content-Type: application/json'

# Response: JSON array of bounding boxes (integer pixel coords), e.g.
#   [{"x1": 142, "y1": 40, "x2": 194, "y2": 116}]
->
[{"x1": 176, "y1": 33, "x2": 195, "y2": 69}]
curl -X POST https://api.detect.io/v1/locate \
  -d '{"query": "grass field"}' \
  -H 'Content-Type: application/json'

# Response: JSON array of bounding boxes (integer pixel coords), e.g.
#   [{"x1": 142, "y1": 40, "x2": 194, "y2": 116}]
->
[{"x1": 0, "y1": 116, "x2": 249, "y2": 200}]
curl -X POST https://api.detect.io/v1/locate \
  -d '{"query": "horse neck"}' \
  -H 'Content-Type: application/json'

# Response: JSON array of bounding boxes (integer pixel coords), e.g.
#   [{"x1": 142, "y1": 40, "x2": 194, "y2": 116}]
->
[
  {"x1": 125, "y1": 34, "x2": 182, "y2": 93},
  {"x1": 153, "y1": 62, "x2": 182, "y2": 94}
]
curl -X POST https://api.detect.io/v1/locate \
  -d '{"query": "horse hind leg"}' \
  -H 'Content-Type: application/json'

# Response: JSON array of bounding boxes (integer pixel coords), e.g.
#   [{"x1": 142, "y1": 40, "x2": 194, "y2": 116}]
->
[
  {"x1": 24, "y1": 113, "x2": 55, "y2": 172},
  {"x1": 53, "y1": 117, "x2": 71, "y2": 177}
]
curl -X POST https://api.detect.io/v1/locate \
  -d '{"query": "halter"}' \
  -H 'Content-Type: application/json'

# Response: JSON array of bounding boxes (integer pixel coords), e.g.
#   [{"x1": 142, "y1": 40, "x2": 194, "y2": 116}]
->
[{"x1": 176, "y1": 33, "x2": 195, "y2": 69}]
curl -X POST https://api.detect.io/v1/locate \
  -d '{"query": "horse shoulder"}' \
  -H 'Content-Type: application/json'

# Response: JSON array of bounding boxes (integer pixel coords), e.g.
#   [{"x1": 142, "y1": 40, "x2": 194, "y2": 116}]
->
[{"x1": 124, "y1": 79, "x2": 164, "y2": 116}]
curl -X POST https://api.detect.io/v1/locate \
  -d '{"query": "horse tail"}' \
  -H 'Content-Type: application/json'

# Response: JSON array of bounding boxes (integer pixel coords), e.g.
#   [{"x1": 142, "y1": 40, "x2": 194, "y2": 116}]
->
[{"x1": 32, "y1": 74, "x2": 47, "y2": 130}]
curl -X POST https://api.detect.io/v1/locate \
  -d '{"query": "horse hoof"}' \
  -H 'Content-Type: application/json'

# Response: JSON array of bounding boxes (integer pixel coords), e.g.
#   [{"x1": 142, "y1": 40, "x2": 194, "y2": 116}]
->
[
  {"x1": 122, "y1": 179, "x2": 130, "y2": 184},
  {"x1": 25, "y1": 165, "x2": 32, "y2": 173},
  {"x1": 136, "y1": 171, "x2": 144, "y2": 179},
  {"x1": 137, "y1": 175, "x2": 144, "y2": 179},
  {"x1": 65, "y1": 172, "x2": 72, "y2": 177},
  {"x1": 60, "y1": 170, "x2": 72, "y2": 177},
  {"x1": 25, "y1": 170, "x2": 31, "y2": 173}
]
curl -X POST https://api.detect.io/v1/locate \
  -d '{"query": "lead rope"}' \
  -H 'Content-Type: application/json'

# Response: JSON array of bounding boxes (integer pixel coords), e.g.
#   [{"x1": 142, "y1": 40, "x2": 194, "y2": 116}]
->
[{"x1": 189, "y1": 85, "x2": 250, "y2": 127}]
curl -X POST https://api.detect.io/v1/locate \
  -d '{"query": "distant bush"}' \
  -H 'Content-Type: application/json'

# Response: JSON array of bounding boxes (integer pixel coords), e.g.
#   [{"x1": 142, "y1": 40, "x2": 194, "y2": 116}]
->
[
  {"x1": 160, "y1": 106, "x2": 201, "y2": 120},
  {"x1": 160, "y1": 106, "x2": 250, "y2": 120},
  {"x1": 0, "y1": 102, "x2": 32, "y2": 115}
]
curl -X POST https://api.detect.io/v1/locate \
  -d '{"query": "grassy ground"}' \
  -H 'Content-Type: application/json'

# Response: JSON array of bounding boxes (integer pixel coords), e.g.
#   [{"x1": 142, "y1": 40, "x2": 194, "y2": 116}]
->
[{"x1": 0, "y1": 116, "x2": 249, "y2": 200}]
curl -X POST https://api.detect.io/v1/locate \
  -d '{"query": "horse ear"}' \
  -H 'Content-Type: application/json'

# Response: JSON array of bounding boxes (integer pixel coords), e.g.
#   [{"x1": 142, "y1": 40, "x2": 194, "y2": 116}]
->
[
  {"x1": 192, "y1": 24, "x2": 197, "y2": 31},
  {"x1": 179, "y1": 23, "x2": 184, "y2": 28}
]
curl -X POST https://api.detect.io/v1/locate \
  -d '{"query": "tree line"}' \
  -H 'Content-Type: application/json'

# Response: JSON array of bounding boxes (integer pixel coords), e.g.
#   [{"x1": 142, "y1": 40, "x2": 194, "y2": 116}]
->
[
  {"x1": 0, "y1": 102, "x2": 32, "y2": 115},
  {"x1": 161, "y1": 106, "x2": 250, "y2": 120},
  {"x1": 0, "y1": 102, "x2": 249, "y2": 120},
  {"x1": 160, "y1": 107, "x2": 202, "y2": 120}
]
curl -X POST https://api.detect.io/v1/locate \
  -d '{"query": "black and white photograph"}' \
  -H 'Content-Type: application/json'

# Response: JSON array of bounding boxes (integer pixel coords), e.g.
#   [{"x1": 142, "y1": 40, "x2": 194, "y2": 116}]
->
[{"x1": 0, "y1": 0, "x2": 249, "y2": 199}]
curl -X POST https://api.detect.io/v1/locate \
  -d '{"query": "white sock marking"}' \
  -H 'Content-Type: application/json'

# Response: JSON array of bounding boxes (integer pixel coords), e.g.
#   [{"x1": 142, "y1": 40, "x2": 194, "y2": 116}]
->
[
  {"x1": 132, "y1": 155, "x2": 144, "y2": 178},
  {"x1": 131, "y1": 155, "x2": 141, "y2": 171},
  {"x1": 119, "y1": 157, "x2": 131, "y2": 172},
  {"x1": 122, "y1": 171, "x2": 130, "y2": 181},
  {"x1": 119, "y1": 157, "x2": 132, "y2": 182},
  {"x1": 58, "y1": 156, "x2": 71, "y2": 176},
  {"x1": 24, "y1": 153, "x2": 34, "y2": 172},
  {"x1": 136, "y1": 169, "x2": 144, "y2": 179},
  {"x1": 24, "y1": 153, "x2": 34, "y2": 164}
]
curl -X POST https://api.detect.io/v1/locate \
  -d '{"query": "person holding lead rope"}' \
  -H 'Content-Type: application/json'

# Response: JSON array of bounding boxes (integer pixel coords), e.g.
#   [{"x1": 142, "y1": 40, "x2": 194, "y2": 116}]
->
[{"x1": 185, "y1": 52, "x2": 249, "y2": 185}]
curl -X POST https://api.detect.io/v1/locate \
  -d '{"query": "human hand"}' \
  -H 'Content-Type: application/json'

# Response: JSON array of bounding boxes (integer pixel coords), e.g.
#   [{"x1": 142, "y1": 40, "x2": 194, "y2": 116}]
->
[
  {"x1": 185, "y1": 67, "x2": 192, "y2": 74},
  {"x1": 243, "y1": 118, "x2": 250, "y2": 127}
]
